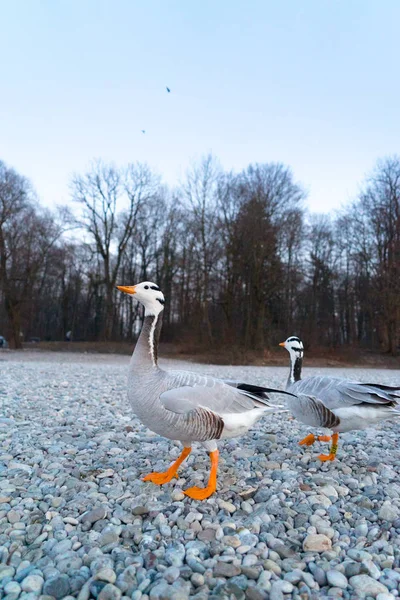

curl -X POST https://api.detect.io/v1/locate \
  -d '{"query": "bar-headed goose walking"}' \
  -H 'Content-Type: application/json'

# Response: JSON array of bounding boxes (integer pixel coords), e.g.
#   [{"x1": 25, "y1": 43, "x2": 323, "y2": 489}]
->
[
  {"x1": 279, "y1": 336, "x2": 400, "y2": 461},
  {"x1": 117, "y1": 281, "x2": 290, "y2": 499}
]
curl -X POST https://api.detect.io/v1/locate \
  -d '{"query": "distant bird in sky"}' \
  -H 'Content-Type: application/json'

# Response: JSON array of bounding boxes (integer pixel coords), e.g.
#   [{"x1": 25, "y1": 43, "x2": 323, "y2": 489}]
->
[
  {"x1": 166, "y1": 87, "x2": 171, "y2": 93},
  {"x1": 141, "y1": 130, "x2": 146, "y2": 134}
]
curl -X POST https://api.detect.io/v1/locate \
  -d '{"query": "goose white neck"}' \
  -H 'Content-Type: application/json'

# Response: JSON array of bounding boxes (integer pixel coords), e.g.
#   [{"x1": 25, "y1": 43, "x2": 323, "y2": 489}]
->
[
  {"x1": 143, "y1": 301, "x2": 164, "y2": 318},
  {"x1": 132, "y1": 313, "x2": 163, "y2": 369}
]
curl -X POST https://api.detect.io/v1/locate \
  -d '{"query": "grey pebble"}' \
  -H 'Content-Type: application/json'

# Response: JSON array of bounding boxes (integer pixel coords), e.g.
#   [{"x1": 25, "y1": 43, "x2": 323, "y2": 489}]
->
[
  {"x1": 43, "y1": 574, "x2": 71, "y2": 598},
  {"x1": 98, "y1": 583, "x2": 122, "y2": 600},
  {"x1": 326, "y1": 569, "x2": 348, "y2": 589}
]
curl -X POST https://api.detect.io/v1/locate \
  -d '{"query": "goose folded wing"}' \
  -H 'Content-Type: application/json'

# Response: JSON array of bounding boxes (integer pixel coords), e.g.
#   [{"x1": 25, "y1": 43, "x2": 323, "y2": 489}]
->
[
  {"x1": 160, "y1": 379, "x2": 271, "y2": 416},
  {"x1": 288, "y1": 394, "x2": 340, "y2": 429},
  {"x1": 160, "y1": 386, "x2": 225, "y2": 440},
  {"x1": 293, "y1": 376, "x2": 397, "y2": 410}
]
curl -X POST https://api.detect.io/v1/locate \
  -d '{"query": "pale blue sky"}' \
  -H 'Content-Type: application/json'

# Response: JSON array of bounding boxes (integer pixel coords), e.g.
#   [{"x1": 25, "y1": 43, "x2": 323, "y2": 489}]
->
[{"x1": 1, "y1": 0, "x2": 399, "y2": 212}]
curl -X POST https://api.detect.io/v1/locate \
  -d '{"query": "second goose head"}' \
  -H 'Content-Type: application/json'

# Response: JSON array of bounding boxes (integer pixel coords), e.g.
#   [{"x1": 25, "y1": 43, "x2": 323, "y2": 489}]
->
[{"x1": 279, "y1": 336, "x2": 304, "y2": 359}]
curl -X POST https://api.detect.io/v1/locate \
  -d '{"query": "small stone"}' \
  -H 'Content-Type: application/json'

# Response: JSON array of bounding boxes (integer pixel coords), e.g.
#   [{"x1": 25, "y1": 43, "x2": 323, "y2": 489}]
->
[
  {"x1": 132, "y1": 505, "x2": 149, "y2": 515},
  {"x1": 224, "y1": 581, "x2": 246, "y2": 599},
  {"x1": 218, "y1": 500, "x2": 236, "y2": 513},
  {"x1": 43, "y1": 574, "x2": 71, "y2": 599},
  {"x1": 241, "y1": 501, "x2": 253, "y2": 514},
  {"x1": 197, "y1": 529, "x2": 215, "y2": 542},
  {"x1": 186, "y1": 511, "x2": 202, "y2": 523},
  {"x1": 362, "y1": 558, "x2": 381, "y2": 580},
  {"x1": 81, "y1": 506, "x2": 107, "y2": 524},
  {"x1": 254, "y1": 489, "x2": 271, "y2": 503},
  {"x1": 303, "y1": 534, "x2": 332, "y2": 552},
  {"x1": 262, "y1": 560, "x2": 281, "y2": 575},
  {"x1": 246, "y1": 589, "x2": 267, "y2": 600},
  {"x1": 191, "y1": 573, "x2": 205, "y2": 587},
  {"x1": 0, "y1": 566, "x2": 15, "y2": 580},
  {"x1": 95, "y1": 568, "x2": 117, "y2": 584},
  {"x1": 349, "y1": 574, "x2": 389, "y2": 598},
  {"x1": 376, "y1": 594, "x2": 396, "y2": 600},
  {"x1": 164, "y1": 567, "x2": 180, "y2": 583},
  {"x1": 239, "y1": 487, "x2": 257, "y2": 500},
  {"x1": 241, "y1": 567, "x2": 262, "y2": 580},
  {"x1": 172, "y1": 490, "x2": 185, "y2": 501},
  {"x1": 308, "y1": 564, "x2": 327, "y2": 586},
  {"x1": 99, "y1": 526, "x2": 120, "y2": 547},
  {"x1": 149, "y1": 582, "x2": 171, "y2": 599},
  {"x1": 223, "y1": 535, "x2": 241, "y2": 548},
  {"x1": 98, "y1": 583, "x2": 122, "y2": 600},
  {"x1": 257, "y1": 570, "x2": 272, "y2": 591},
  {"x1": 355, "y1": 523, "x2": 369, "y2": 537},
  {"x1": 326, "y1": 570, "x2": 348, "y2": 589},
  {"x1": 97, "y1": 469, "x2": 114, "y2": 479},
  {"x1": 319, "y1": 485, "x2": 338, "y2": 499},
  {"x1": 214, "y1": 562, "x2": 241, "y2": 578},
  {"x1": 21, "y1": 574, "x2": 44, "y2": 593},
  {"x1": 63, "y1": 517, "x2": 79, "y2": 525},
  {"x1": 378, "y1": 504, "x2": 399, "y2": 522},
  {"x1": 7, "y1": 510, "x2": 21, "y2": 524},
  {"x1": 299, "y1": 483, "x2": 312, "y2": 491},
  {"x1": 4, "y1": 582, "x2": 22, "y2": 595},
  {"x1": 165, "y1": 542, "x2": 185, "y2": 567}
]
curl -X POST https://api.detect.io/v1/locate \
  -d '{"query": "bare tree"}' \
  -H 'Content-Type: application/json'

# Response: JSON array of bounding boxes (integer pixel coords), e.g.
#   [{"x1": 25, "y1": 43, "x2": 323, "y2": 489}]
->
[
  {"x1": 71, "y1": 160, "x2": 160, "y2": 339},
  {"x1": 355, "y1": 157, "x2": 400, "y2": 354},
  {"x1": 0, "y1": 161, "x2": 63, "y2": 347},
  {"x1": 182, "y1": 155, "x2": 222, "y2": 345}
]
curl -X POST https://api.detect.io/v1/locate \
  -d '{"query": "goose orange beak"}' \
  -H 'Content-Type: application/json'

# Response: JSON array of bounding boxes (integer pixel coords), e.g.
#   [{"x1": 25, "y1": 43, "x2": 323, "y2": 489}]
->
[
  {"x1": 279, "y1": 342, "x2": 285, "y2": 347},
  {"x1": 116, "y1": 285, "x2": 137, "y2": 295}
]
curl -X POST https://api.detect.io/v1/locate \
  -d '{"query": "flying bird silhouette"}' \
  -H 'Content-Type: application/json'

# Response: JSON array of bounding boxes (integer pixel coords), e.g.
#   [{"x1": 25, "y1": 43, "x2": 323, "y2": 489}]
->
[
  {"x1": 166, "y1": 87, "x2": 171, "y2": 93},
  {"x1": 141, "y1": 130, "x2": 146, "y2": 134}
]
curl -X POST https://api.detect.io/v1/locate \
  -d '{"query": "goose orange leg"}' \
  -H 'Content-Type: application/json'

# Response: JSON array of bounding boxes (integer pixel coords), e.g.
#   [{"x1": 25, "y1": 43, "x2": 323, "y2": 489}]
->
[
  {"x1": 143, "y1": 446, "x2": 191, "y2": 484},
  {"x1": 299, "y1": 433, "x2": 331, "y2": 447},
  {"x1": 184, "y1": 450, "x2": 219, "y2": 500},
  {"x1": 318, "y1": 433, "x2": 339, "y2": 462}
]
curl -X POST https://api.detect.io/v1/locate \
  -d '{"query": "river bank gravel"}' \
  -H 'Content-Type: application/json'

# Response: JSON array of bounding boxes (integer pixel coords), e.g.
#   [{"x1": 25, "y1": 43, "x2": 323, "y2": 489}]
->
[{"x1": 1, "y1": 351, "x2": 400, "y2": 599}]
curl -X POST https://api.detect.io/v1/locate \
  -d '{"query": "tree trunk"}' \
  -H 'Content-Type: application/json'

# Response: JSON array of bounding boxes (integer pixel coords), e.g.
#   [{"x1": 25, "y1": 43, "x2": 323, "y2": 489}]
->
[{"x1": 5, "y1": 298, "x2": 22, "y2": 349}]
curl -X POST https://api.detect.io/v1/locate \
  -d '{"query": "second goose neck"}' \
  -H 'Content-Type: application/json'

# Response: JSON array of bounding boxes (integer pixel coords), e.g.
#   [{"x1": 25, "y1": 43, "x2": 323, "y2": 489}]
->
[{"x1": 289, "y1": 354, "x2": 302, "y2": 384}]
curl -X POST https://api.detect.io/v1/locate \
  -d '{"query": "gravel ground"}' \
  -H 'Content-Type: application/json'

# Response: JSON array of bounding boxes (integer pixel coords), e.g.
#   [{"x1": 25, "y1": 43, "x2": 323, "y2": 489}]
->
[{"x1": 1, "y1": 351, "x2": 400, "y2": 600}]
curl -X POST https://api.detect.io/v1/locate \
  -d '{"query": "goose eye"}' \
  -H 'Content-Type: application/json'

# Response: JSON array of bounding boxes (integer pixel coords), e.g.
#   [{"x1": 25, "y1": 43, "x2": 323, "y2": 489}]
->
[{"x1": 144, "y1": 285, "x2": 149, "y2": 289}]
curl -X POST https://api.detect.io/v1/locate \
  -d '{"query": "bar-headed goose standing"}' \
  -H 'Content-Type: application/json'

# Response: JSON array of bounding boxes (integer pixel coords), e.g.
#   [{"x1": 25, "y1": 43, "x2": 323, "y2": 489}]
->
[
  {"x1": 279, "y1": 336, "x2": 400, "y2": 461},
  {"x1": 117, "y1": 281, "x2": 291, "y2": 499}
]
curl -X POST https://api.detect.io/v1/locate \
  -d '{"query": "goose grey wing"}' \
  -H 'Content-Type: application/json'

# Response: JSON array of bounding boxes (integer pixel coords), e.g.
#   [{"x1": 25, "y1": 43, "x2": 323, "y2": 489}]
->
[
  {"x1": 291, "y1": 376, "x2": 398, "y2": 410},
  {"x1": 160, "y1": 387, "x2": 225, "y2": 441},
  {"x1": 160, "y1": 373, "x2": 270, "y2": 414},
  {"x1": 287, "y1": 394, "x2": 340, "y2": 429}
]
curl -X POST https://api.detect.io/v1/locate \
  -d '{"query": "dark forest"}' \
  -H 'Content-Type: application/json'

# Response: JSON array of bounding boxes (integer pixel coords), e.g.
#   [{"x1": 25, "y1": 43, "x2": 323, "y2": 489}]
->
[{"x1": 1, "y1": 155, "x2": 399, "y2": 355}]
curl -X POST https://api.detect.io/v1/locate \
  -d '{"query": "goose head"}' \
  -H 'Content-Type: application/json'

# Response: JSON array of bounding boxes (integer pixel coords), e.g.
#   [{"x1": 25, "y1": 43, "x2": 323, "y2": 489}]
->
[
  {"x1": 279, "y1": 336, "x2": 304, "y2": 360},
  {"x1": 117, "y1": 281, "x2": 165, "y2": 316}
]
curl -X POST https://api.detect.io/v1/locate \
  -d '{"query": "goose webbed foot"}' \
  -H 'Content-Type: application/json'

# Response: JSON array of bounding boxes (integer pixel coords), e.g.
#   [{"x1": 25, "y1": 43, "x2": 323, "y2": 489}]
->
[
  {"x1": 299, "y1": 433, "x2": 316, "y2": 446},
  {"x1": 318, "y1": 433, "x2": 339, "y2": 462},
  {"x1": 318, "y1": 453, "x2": 336, "y2": 462},
  {"x1": 299, "y1": 433, "x2": 331, "y2": 447},
  {"x1": 184, "y1": 449, "x2": 219, "y2": 500},
  {"x1": 142, "y1": 446, "x2": 191, "y2": 485}
]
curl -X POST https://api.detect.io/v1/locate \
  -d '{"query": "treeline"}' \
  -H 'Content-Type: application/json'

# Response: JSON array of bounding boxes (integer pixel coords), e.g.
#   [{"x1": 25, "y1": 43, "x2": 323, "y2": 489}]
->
[{"x1": 0, "y1": 155, "x2": 399, "y2": 354}]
